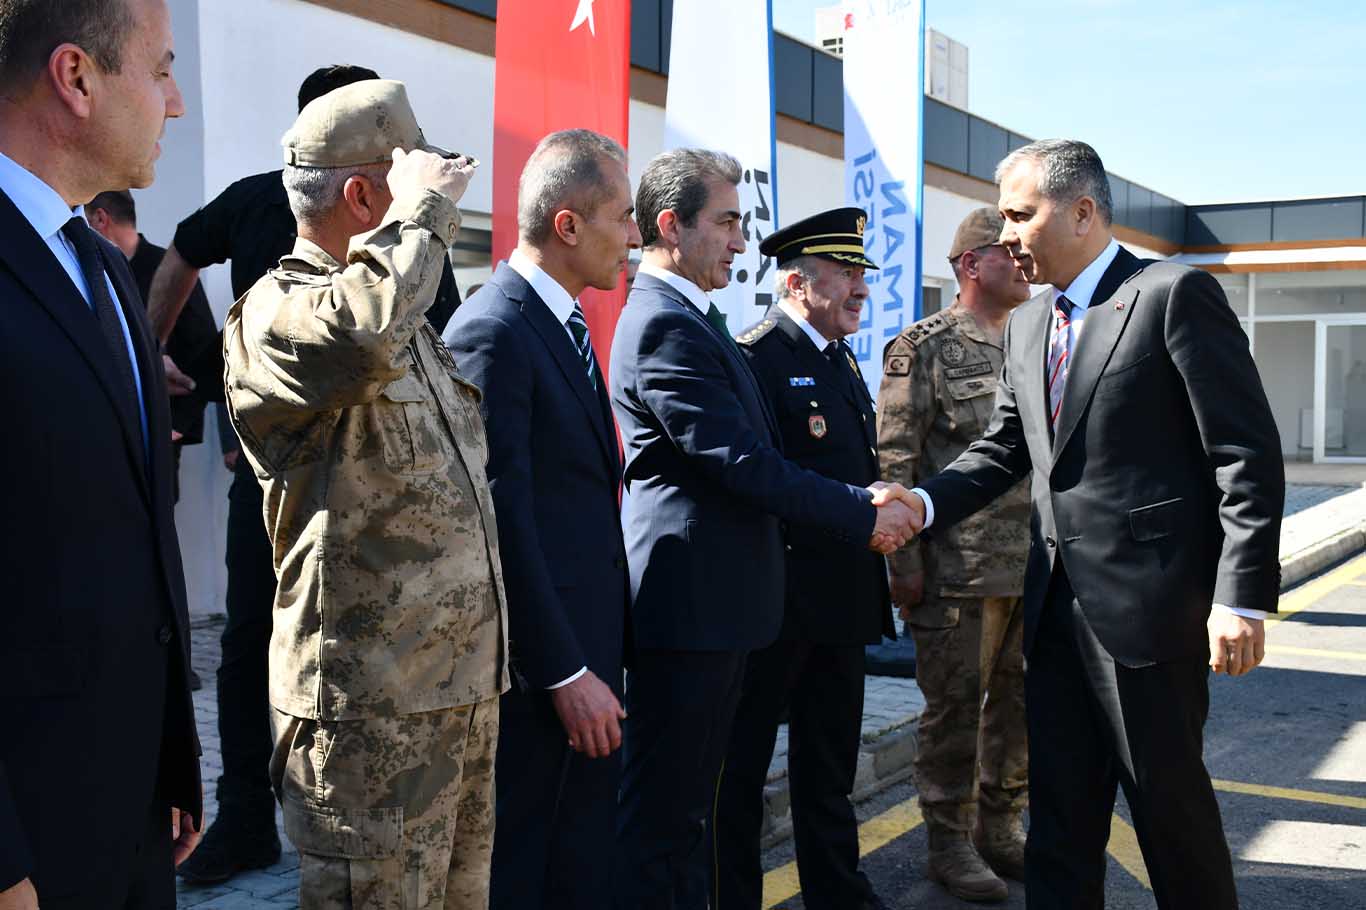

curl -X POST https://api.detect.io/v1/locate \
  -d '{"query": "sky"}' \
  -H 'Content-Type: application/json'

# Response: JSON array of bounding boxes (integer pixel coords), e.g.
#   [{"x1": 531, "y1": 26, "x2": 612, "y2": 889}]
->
[{"x1": 772, "y1": 0, "x2": 1366, "y2": 204}]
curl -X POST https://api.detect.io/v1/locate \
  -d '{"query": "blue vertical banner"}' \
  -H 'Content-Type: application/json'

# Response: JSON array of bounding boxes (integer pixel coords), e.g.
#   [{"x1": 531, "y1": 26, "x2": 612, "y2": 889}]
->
[
  {"x1": 664, "y1": 0, "x2": 779, "y2": 331},
  {"x1": 843, "y1": 0, "x2": 925, "y2": 399}
]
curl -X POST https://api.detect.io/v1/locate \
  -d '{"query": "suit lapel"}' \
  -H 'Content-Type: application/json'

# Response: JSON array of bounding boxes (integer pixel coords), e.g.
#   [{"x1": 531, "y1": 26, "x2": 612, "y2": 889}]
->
[
  {"x1": 500, "y1": 264, "x2": 618, "y2": 471},
  {"x1": 639, "y1": 274, "x2": 780, "y2": 440},
  {"x1": 1051, "y1": 248, "x2": 1143, "y2": 460},
  {"x1": 99, "y1": 240, "x2": 157, "y2": 494},
  {"x1": 0, "y1": 192, "x2": 150, "y2": 499}
]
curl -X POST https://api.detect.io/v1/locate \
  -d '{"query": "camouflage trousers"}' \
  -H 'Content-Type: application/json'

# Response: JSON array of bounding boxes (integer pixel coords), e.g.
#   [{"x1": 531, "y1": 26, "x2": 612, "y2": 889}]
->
[
  {"x1": 909, "y1": 595, "x2": 1028, "y2": 834},
  {"x1": 271, "y1": 698, "x2": 500, "y2": 909}
]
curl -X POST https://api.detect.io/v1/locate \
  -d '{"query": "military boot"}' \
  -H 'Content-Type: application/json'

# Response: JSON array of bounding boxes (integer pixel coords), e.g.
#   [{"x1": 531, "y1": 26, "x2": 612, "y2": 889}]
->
[
  {"x1": 974, "y1": 811, "x2": 1027, "y2": 881},
  {"x1": 926, "y1": 827, "x2": 1009, "y2": 903},
  {"x1": 176, "y1": 782, "x2": 281, "y2": 885}
]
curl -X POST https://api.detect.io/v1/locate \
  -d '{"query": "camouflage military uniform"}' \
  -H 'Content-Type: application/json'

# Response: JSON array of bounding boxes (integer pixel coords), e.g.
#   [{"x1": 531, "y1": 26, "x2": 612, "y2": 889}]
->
[
  {"x1": 877, "y1": 302, "x2": 1030, "y2": 841},
  {"x1": 224, "y1": 188, "x2": 509, "y2": 909}
]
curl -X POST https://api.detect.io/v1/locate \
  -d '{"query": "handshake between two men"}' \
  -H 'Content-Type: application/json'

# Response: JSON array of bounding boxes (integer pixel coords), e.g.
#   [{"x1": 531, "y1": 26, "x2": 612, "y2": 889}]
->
[{"x1": 866, "y1": 481, "x2": 927, "y2": 555}]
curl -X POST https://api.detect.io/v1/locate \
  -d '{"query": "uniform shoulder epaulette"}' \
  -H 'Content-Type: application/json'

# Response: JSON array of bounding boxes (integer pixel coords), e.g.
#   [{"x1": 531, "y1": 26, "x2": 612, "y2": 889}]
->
[
  {"x1": 736, "y1": 317, "x2": 777, "y2": 347},
  {"x1": 903, "y1": 311, "x2": 952, "y2": 348}
]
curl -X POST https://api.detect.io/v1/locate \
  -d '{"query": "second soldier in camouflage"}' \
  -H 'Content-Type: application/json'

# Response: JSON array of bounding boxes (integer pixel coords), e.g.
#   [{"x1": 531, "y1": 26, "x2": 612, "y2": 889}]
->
[{"x1": 877, "y1": 208, "x2": 1034, "y2": 904}]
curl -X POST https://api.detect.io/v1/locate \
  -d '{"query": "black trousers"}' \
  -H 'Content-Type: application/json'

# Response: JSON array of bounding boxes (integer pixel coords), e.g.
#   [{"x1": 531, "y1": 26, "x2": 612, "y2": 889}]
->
[
  {"x1": 491, "y1": 688, "x2": 622, "y2": 909},
  {"x1": 216, "y1": 463, "x2": 277, "y2": 812},
  {"x1": 714, "y1": 636, "x2": 874, "y2": 910},
  {"x1": 614, "y1": 649, "x2": 748, "y2": 910},
  {"x1": 1026, "y1": 567, "x2": 1237, "y2": 909}
]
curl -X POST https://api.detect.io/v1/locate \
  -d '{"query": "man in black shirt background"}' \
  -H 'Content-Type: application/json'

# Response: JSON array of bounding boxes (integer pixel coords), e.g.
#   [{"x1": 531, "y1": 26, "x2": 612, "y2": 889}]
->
[
  {"x1": 146, "y1": 63, "x2": 461, "y2": 886},
  {"x1": 88, "y1": 190, "x2": 217, "y2": 502}
]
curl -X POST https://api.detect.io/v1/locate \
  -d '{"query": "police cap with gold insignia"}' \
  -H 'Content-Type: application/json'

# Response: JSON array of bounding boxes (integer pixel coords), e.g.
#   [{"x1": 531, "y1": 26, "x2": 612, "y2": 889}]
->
[
  {"x1": 282, "y1": 79, "x2": 469, "y2": 169},
  {"x1": 760, "y1": 206, "x2": 879, "y2": 270}
]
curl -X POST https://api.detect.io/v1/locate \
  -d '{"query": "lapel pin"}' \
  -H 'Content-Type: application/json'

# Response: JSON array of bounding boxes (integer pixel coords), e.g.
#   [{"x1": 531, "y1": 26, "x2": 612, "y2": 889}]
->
[{"x1": 1115, "y1": 300, "x2": 1127, "y2": 310}]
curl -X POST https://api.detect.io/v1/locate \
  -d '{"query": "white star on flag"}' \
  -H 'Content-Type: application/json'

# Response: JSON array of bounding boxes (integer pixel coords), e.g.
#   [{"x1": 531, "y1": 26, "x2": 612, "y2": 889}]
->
[{"x1": 570, "y1": 0, "x2": 596, "y2": 36}]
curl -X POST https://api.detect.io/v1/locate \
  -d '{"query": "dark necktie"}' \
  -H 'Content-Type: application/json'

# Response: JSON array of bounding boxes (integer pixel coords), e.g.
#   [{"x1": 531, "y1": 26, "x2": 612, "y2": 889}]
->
[
  {"x1": 62, "y1": 217, "x2": 142, "y2": 435},
  {"x1": 566, "y1": 301, "x2": 602, "y2": 391},
  {"x1": 1047, "y1": 293, "x2": 1073, "y2": 428},
  {"x1": 705, "y1": 301, "x2": 737, "y2": 347}
]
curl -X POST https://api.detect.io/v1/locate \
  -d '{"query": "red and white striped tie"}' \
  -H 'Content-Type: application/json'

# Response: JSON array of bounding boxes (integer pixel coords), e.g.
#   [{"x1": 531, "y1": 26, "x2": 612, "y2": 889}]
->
[{"x1": 1047, "y1": 294, "x2": 1072, "y2": 428}]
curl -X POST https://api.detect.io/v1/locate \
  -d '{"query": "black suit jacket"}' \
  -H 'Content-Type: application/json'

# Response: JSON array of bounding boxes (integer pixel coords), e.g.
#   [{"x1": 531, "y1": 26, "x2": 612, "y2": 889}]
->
[
  {"x1": 921, "y1": 245, "x2": 1284, "y2": 666},
  {"x1": 443, "y1": 262, "x2": 630, "y2": 690},
  {"x1": 739, "y1": 307, "x2": 893, "y2": 645},
  {"x1": 608, "y1": 273, "x2": 877, "y2": 652},
  {"x1": 0, "y1": 192, "x2": 201, "y2": 893}
]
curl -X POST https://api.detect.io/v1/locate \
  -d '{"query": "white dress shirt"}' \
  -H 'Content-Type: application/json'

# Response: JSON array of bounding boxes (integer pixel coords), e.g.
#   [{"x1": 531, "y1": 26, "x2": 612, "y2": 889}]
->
[
  {"x1": 910, "y1": 237, "x2": 1263, "y2": 621},
  {"x1": 777, "y1": 300, "x2": 837, "y2": 350},
  {"x1": 505, "y1": 250, "x2": 591, "y2": 690},
  {"x1": 638, "y1": 261, "x2": 711, "y2": 314},
  {"x1": 0, "y1": 150, "x2": 148, "y2": 453}
]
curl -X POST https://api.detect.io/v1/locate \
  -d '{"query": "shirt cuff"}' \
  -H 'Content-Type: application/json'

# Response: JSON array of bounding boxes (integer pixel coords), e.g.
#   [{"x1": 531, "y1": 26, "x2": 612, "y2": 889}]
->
[
  {"x1": 911, "y1": 488, "x2": 935, "y2": 529},
  {"x1": 1213, "y1": 603, "x2": 1267, "y2": 622},
  {"x1": 547, "y1": 666, "x2": 588, "y2": 690}
]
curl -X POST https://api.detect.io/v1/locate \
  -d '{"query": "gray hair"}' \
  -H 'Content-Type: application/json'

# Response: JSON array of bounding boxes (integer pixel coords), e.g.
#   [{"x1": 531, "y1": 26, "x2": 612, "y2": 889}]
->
[
  {"x1": 995, "y1": 139, "x2": 1113, "y2": 226},
  {"x1": 636, "y1": 148, "x2": 742, "y2": 248},
  {"x1": 774, "y1": 255, "x2": 821, "y2": 300},
  {"x1": 282, "y1": 162, "x2": 389, "y2": 225},
  {"x1": 0, "y1": 0, "x2": 135, "y2": 90},
  {"x1": 517, "y1": 129, "x2": 627, "y2": 246}
]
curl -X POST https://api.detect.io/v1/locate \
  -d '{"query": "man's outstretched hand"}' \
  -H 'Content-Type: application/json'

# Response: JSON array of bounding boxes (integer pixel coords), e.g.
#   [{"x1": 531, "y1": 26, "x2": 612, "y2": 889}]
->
[{"x1": 867, "y1": 482, "x2": 926, "y2": 554}]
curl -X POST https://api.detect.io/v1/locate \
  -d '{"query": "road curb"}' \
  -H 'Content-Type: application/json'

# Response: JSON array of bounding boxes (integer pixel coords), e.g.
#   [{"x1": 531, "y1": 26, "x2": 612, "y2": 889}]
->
[
  {"x1": 755, "y1": 525, "x2": 1366, "y2": 847},
  {"x1": 1279, "y1": 524, "x2": 1366, "y2": 590}
]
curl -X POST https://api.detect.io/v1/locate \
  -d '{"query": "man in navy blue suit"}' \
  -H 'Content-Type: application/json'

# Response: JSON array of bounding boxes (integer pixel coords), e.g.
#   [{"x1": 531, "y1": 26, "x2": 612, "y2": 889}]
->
[
  {"x1": 607, "y1": 148, "x2": 921, "y2": 909},
  {"x1": 444, "y1": 129, "x2": 641, "y2": 909}
]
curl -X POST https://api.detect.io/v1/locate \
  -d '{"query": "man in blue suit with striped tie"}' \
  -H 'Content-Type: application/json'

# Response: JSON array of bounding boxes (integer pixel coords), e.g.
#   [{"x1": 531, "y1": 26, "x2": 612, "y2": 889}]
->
[{"x1": 444, "y1": 128, "x2": 641, "y2": 909}]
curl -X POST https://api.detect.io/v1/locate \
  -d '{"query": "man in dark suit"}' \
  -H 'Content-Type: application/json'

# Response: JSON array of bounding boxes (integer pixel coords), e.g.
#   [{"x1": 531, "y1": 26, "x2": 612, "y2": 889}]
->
[
  {"x1": 608, "y1": 149, "x2": 920, "y2": 909},
  {"x1": 716, "y1": 207, "x2": 893, "y2": 910},
  {"x1": 905, "y1": 139, "x2": 1284, "y2": 908},
  {"x1": 0, "y1": 1, "x2": 202, "y2": 907},
  {"x1": 88, "y1": 189, "x2": 218, "y2": 505},
  {"x1": 443, "y1": 129, "x2": 640, "y2": 909}
]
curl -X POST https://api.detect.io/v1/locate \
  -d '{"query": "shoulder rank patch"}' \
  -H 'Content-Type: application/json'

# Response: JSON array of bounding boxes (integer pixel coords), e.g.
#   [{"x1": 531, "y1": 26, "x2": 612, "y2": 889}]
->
[
  {"x1": 736, "y1": 318, "x2": 777, "y2": 346},
  {"x1": 903, "y1": 311, "x2": 951, "y2": 348}
]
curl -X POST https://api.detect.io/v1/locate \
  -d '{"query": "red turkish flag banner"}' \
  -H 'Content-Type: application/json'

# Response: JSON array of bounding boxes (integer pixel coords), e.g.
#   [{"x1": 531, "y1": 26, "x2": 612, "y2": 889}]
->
[{"x1": 492, "y1": 0, "x2": 632, "y2": 369}]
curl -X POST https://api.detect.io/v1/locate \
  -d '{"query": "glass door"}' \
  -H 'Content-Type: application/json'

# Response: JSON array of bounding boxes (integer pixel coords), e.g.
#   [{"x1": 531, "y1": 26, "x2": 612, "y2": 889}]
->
[{"x1": 1315, "y1": 319, "x2": 1366, "y2": 462}]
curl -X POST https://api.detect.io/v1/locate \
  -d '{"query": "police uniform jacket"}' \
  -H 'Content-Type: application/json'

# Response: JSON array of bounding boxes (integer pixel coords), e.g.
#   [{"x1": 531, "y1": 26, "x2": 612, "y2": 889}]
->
[
  {"x1": 224, "y1": 190, "x2": 509, "y2": 720},
  {"x1": 738, "y1": 305, "x2": 893, "y2": 645}
]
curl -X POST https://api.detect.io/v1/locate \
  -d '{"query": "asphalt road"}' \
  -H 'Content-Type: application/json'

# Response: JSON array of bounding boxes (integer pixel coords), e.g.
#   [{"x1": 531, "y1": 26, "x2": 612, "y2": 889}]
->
[{"x1": 761, "y1": 553, "x2": 1366, "y2": 909}]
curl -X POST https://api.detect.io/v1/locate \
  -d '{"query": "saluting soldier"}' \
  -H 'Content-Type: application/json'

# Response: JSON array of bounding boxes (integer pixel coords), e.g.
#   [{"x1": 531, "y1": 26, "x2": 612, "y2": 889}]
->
[
  {"x1": 714, "y1": 207, "x2": 893, "y2": 910},
  {"x1": 223, "y1": 80, "x2": 508, "y2": 908},
  {"x1": 877, "y1": 208, "x2": 1033, "y2": 903}
]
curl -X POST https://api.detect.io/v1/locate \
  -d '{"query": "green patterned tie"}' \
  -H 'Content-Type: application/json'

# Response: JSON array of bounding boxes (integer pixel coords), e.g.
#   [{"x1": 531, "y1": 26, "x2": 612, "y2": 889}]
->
[{"x1": 705, "y1": 302, "x2": 737, "y2": 347}]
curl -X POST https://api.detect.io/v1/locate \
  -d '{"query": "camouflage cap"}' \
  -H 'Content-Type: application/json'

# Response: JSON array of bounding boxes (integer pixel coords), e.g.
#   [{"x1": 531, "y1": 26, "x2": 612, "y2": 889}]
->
[
  {"x1": 948, "y1": 207, "x2": 1006, "y2": 260},
  {"x1": 282, "y1": 79, "x2": 457, "y2": 168}
]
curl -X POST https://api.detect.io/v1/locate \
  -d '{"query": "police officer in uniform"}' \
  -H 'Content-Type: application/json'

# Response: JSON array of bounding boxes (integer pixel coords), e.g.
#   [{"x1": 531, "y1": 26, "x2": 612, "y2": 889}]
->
[
  {"x1": 224, "y1": 80, "x2": 507, "y2": 908},
  {"x1": 877, "y1": 208, "x2": 1032, "y2": 903},
  {"x1": 714, "y1": 207, "x2": 893, "y2": 910}
]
